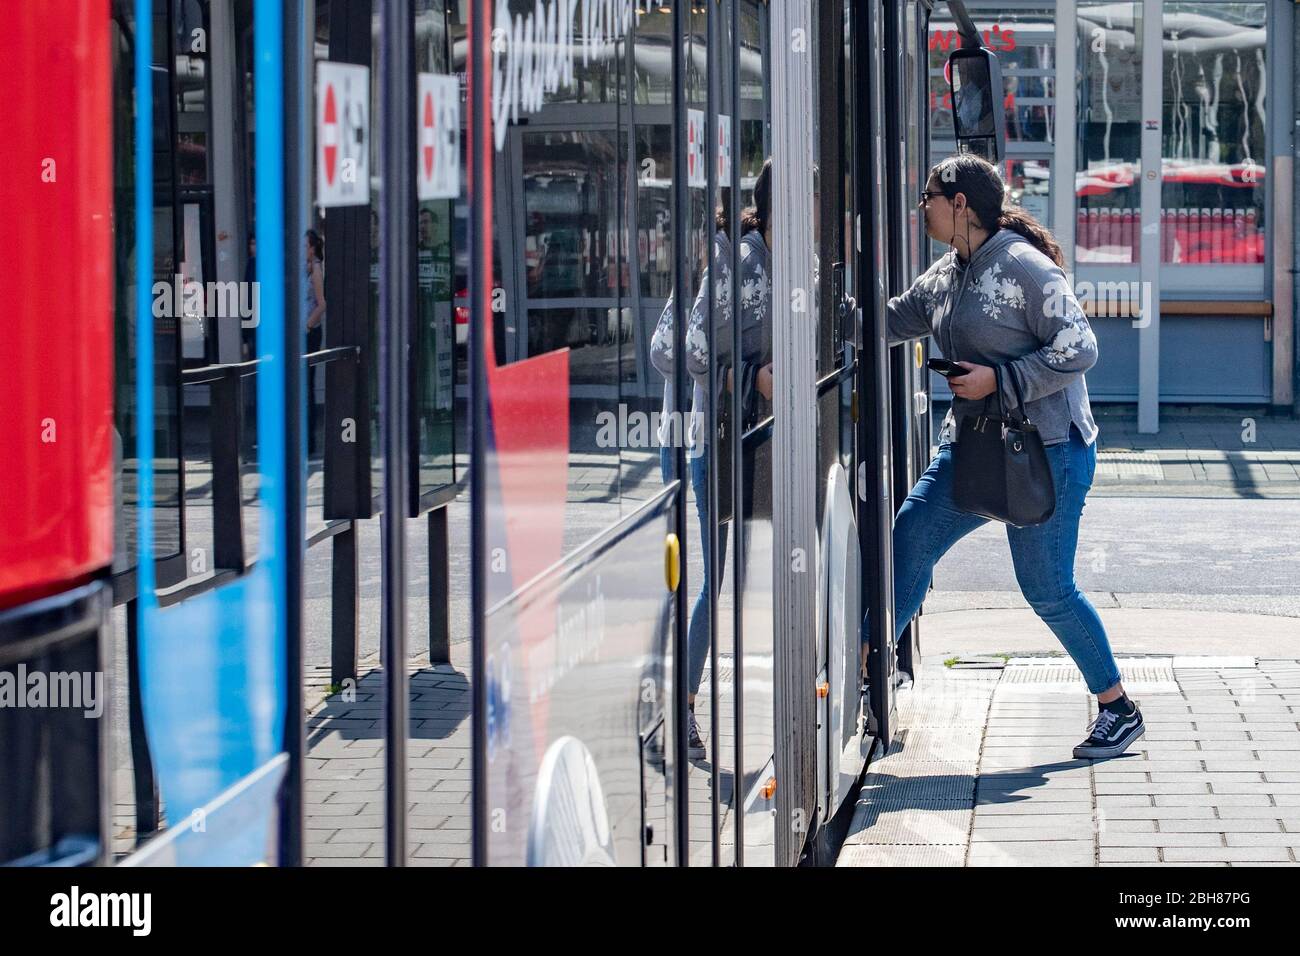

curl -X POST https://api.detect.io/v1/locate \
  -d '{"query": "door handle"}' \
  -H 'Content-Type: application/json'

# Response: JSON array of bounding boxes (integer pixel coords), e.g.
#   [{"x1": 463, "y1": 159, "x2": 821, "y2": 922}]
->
[{"x1": 838, "y1": 295, "x2": 857, "y2": 353}]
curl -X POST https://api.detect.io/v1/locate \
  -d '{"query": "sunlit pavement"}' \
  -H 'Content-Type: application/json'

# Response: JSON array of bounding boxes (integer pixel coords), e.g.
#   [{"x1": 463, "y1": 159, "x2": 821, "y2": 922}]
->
[
  {"x1": 301, "y1": 649, "x2": 472, "y2": 867},
  {"x1": 838, "y1": 406, "x2": 1300, "y2": 866},
  {"x1": 1041, "y1": 405, "x2": 1299, "y2": 498},
  {"x1": 838, "y1": 656, "x2": 1300, "y2": 867}
]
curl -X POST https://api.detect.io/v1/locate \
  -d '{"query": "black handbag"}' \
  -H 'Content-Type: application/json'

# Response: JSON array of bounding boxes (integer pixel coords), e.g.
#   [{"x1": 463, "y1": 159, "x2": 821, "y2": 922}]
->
[{"x1": 952, "y1": 363, "x2": 1056, "y2": 527}]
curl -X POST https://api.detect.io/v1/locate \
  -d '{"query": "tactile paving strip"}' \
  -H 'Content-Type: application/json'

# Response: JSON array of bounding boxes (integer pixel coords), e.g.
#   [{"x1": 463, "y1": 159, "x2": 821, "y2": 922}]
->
[
  {"x1": 851, "y1": 804, "x2": 972, "y2": 845},
  {"x1": 1001, "y1": 659, "x2": 1179, "y2": 694},
  {"x1": 859, "y1": 771, "x2": 977, "y2": 803},
  {"x1": 1003, "y1": 662, "x2": 1169, "y2": 683},
  {"x1": 887, "y1": 727, "x2": 984, "y2": 761},
  {"x1": 837, "y1": 843, "x2": 966, "y2": 867},
  {"x1": 1095, "y1": 452, "x2": 1164, "y2": 481},
  {"x1": 839, "y1": 677, "x2": 995, "y2": 862},
  {"x1": 898, "y1": 697, "x2": 995, "y2": 726},
  {"x1": 878, "y1": 759, "x2": 977, "y2": 790}
]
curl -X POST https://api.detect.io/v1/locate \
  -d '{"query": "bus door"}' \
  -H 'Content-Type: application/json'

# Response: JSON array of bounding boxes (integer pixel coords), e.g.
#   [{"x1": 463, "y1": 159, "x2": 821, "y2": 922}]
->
[
  {"x1": 886, "y1": 0, "x2": 932, "y2": 684},
  {"x1": 853, "y1": 0, "x2": 901, "y2": 746},
  {"x1": 809, "y1": 0, "x2": 879, "y2": 852},
  {"x1": 471, "y1": 0, "x2": 688, "y2": 867},
  {"x1": 122, "y1": 0, "x2": 301, "y2": 866},
  {"x1": 857, "y1": 0, "x2": 1005, "y2": 746},
  {"x1": 673, "y1": 0, "x2": 786, "y2": 870}
]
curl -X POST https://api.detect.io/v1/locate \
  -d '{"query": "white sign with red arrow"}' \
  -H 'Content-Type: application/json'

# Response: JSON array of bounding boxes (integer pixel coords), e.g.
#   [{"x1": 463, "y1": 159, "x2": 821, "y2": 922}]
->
[
  {"x1": 316, "y1": 61, "x2": 370, "y2": 208},
  {"x1": 687, "y1": 109, "x2": 706, "y2": 189},
  {"x1": 717, "y1": 113, "x2": 731, "y2": 185},
  {"x1": 417, "y1": 73, "x2": 460, "y2": 201}
]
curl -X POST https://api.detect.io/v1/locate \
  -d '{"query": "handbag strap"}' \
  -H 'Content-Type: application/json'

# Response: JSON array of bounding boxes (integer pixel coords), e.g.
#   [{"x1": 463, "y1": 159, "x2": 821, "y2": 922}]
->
[
  {"x1": 979, "y1": 363, "x2": 1033, "y2": 426},
  {"x1": 1003, "y1": 363, "x2": 1031, "y2": 425},
  {"x1": 981, "y1": 363, "x2": 1007, "y2": 421}
]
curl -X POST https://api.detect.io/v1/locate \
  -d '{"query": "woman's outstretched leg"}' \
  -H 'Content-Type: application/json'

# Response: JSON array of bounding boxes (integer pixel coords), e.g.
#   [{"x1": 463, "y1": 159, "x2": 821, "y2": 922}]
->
[{"x1": 863, "y1": 443, "x2": 988, "y2": 655}]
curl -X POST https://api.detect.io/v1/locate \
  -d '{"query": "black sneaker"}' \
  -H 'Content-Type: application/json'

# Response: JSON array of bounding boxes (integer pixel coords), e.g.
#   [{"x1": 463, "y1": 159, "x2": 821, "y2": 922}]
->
[
  {"x1": 1073, "y1": 701, "x2": 1144, "y2": 760},
  {"x1": 687, "y1": 707, "x2": 706, "y2": 759}
]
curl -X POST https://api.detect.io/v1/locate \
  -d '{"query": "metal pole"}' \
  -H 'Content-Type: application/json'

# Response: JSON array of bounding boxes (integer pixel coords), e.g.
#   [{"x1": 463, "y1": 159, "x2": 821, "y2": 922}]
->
[
  {"x1": 728, "y1": 0, "x2": 744, "y2": 869},
  {"x1": 1053, "y1": 0, "x2": 1078, "y2": 269},
  {"x1": 379, "y1": 0, "x2": 413, "y2": 866},
  {"x1": 125, "y1": 597, "x2": 160, "y2": 842},
  {"x1": 670, "y1": 0, "x2": 692, "y2": 867},
  {"x1": 331, "y1": 522, "x2": 359, "y2": 684},
  {"x1": 429, "y1": 506, "x2": 451, "y2": 664},
  {"x1": 1137, "y1": 0, "x2": 1161, "y2": 434},
  {"x1": 278, "y1": 0, "x2": 310, "y2": 867},
  {"x1": 705, "y1": 0, "x2": 721, "y2": 867},
  {"x1": 468, "y1": 0, "x2": 491, "y2": 869},
  {"x1": 210, "y1": 369, "x2": 246, "y2": 571}
]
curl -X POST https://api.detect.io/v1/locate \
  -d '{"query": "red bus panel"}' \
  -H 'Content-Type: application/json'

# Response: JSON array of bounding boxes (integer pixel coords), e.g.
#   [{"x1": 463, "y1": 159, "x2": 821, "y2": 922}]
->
[{"x1": 0, "y1": 1, "x2": 113, "y2": 609}]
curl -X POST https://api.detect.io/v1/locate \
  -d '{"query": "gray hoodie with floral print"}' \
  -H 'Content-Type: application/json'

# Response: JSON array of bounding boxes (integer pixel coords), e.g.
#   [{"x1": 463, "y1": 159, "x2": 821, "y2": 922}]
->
[
  {"x1": 649, "y1": 229, "x2": 771, "y2": 457},
  {"x1": 887, "y1": 227, "x2": 1100, "y2": 447}
]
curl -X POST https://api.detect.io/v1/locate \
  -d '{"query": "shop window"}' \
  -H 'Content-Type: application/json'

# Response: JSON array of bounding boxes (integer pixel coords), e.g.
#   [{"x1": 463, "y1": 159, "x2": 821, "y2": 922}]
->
[
  {"x1": 1160, "y1": 2, "x2": 1267, "y2": 264},
  {"x1": 1076, "y1": 2, "x2": 1142, "y2": 263}
]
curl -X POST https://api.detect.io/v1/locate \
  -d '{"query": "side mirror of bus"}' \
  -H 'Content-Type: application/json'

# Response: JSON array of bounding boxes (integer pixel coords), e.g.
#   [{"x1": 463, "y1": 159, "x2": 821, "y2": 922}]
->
[{"x1": 947, "y1": 46, "x2": 1006, "y2": 164}]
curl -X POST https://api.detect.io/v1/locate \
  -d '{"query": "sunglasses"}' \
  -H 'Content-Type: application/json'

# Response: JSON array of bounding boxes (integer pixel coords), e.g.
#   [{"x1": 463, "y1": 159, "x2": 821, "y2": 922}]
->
[{"x1": 919, "y1": 189, "x2": 944, "y2": 205}]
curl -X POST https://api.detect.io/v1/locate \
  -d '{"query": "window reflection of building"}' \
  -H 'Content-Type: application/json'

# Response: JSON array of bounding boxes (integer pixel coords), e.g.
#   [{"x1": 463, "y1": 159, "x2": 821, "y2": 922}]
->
[
  {"x1": 932, "y1": 2, "x2": 1270, "y2": 269},
  {"x1": 1075, "y1": 2, "x2": 1268, "y2": 266},
  {"x1": 1159, "y1": 2, "x2": 1267, "y2": 265},
  {"x1": 1076, "y1": 2, "x2": 1142, "y2": 263},
  {"x1": 439, "y1": 0, "x2": 774, "y2": 545}
]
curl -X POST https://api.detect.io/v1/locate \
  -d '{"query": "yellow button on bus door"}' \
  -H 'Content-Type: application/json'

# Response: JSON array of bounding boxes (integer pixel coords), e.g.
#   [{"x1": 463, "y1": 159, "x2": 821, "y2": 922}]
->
[{"x1": 665, "y1": 533, "x2": 681, "y2": 592}]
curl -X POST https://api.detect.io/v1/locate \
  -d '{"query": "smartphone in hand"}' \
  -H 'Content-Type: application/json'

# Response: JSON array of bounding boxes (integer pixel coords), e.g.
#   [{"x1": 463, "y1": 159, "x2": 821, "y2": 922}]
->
[{"x1": 927, "y1": 358, "x2": 969, "y2": 378}]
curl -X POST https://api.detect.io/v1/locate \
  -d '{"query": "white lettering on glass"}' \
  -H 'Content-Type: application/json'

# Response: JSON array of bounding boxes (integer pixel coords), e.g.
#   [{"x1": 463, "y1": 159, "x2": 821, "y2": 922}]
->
[{"x1": 491, "y1": 0, "x2": 634, "y2": 151}]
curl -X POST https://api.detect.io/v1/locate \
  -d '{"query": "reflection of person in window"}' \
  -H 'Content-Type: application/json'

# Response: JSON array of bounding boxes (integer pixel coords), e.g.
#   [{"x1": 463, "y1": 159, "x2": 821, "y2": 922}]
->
[
  {"x1": 647, "y1": 159, "x2": 773, "y2": 759},
  {"x1": 304, "y1": 229, "x2": 326, "y2": 456},
  {"x1": 419, "y1": 207, "x2": 436, "y2": 250},
  {"x1": 955, "y1": 70, "x2": 991, "y2": 138}
]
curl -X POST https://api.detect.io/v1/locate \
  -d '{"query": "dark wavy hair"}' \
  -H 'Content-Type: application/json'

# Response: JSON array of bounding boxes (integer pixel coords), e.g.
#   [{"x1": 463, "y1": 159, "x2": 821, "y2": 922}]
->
[
  {"x1": 305, "y1": 228, "x2": 324, "y2": 262},
  {"x1": 930, "y1": 153, "x2": 1063, "y2": 267},
  {"x1": 714, "y1": 187, "x2": 733, "y2": 236},
  {"x1": 715, "y1": 156, "x2": 775, "y2": 240},
  {"x1": 741, "y1": 157, "x2": 772, "y2": 236}
]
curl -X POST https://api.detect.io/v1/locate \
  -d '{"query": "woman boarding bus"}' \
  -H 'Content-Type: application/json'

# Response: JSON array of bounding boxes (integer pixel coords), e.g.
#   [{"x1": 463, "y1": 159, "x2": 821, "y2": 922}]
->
[{"x1": 880, "y1": 154, "x2": 1144, "y2": 761}]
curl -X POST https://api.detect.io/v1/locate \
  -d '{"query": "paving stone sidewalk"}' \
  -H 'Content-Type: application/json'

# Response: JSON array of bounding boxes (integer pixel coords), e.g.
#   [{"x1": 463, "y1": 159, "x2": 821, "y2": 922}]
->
[
  {"x1": 304, "y1": 647, "x2": 472, "y2": 866},
  {"x1": 838, "y1": 657, "x2": 1300, "y2": 867}
]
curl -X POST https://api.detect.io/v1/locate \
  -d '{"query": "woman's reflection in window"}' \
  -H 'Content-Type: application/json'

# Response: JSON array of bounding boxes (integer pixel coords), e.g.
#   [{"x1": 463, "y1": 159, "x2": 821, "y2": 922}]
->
[{"x1": 647, "y1": 159, "x2": 773, "y2": 758}]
